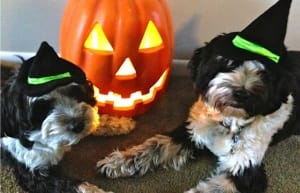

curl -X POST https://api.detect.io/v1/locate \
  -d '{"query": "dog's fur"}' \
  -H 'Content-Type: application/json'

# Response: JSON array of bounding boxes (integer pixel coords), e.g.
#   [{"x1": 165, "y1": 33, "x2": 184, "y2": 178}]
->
[
  {"x1": 97, "y1": 34, "x2": 300, "y2": 193},
  {"x1": 1, "y1": 69, "x2": 111, "y2": 193}
]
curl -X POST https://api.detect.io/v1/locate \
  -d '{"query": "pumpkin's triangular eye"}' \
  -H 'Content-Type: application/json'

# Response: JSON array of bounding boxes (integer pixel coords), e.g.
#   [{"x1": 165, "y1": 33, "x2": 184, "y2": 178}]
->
[
  {"x1": 84, "y1": 23, "x2": 113, "y2": 52},
  {"x1": 139, "y1": 20, "x2": 163, "y2": 53}
]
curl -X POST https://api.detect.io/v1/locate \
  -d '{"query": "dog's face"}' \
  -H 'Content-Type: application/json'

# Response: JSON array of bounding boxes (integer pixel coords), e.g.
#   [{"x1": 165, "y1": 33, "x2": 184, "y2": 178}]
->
[
  {"x1": 1, "y1": 75, "x2": 100, "y2": 147},
  {"x1": 188, "y1": 35, "x2": 291, "y2": 118},
  {"x1": 29, "y1": 82, "x2": 99, "y2": 145}
]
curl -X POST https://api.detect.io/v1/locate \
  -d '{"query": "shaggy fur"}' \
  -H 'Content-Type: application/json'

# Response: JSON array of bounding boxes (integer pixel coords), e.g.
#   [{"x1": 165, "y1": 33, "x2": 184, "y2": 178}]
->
[
  {"x1": 97, "y1": 34, "x2": 300, "y2": 193},
  {"x1": 1, "y1": 70, "x2": 112, "y2": 193}
]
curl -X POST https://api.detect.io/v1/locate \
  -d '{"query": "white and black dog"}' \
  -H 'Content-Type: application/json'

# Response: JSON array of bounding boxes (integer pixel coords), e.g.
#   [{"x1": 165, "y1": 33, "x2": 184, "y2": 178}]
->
[
  {"x1": 97, "y1": 0, "x2": 300, "y2": 192},
  {"x1": 1, "y1": 42, "x2": 112, "y2": 193}
]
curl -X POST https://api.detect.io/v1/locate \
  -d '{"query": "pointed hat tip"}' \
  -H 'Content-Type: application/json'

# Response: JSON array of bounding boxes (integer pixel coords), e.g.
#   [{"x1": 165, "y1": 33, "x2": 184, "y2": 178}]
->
[
  {"x1": 211, "y1": 0, "x2": 293, "y2": 64},
  {"x1": 237, "y1": 0, "x2": 292, "y2": 60},
  {"x1": 17, "y1": 41, "x2": 87, "y2": 96}
]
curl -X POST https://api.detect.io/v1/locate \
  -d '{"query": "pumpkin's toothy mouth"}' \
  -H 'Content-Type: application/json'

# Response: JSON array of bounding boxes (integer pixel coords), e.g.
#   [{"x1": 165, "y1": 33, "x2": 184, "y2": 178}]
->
[{"x1": 94, "y1": 69, "x2": 169, "y2": 111}]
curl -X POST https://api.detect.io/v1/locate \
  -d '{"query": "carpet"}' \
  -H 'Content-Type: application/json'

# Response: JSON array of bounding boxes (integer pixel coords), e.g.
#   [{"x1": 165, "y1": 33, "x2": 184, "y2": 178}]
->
[{"x1": 1, "y1": 56, "x2": 300, "y2": 193}]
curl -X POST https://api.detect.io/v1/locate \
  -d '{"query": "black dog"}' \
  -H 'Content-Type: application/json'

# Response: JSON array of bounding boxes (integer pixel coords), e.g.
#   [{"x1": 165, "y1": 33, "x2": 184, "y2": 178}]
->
[
  {"x1": 1, "y1": 42, "x2": 112, "y2": 193},
  {"x1": 97, "y1": 1, "x2": 299, "y2": 192}
]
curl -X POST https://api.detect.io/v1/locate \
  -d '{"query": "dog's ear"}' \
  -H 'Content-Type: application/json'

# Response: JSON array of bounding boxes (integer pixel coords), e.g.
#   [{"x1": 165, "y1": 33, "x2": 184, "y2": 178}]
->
[
  {"x1": 30, "y1": 99, "x2": 54, "y2": 128},
  {"x1": 187, "y1": 47, "x2": 203, "y2": 82},
  {"x1": 187, "y1": 39, "x2": 218, "y2": 82},
  {"x1": 187, "y1": 38, "x2": 232, "y2": 95}
]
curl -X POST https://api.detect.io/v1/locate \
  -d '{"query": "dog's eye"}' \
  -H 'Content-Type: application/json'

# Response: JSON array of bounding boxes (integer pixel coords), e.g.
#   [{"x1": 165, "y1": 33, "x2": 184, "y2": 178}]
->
[
  {"x1": 258, "y1": 70, "x2": 267, "y2": 76},
  {"x1": 30, "y1": 99, "x2": 54, "y2": 128},
  {"x1": 219, "y1": 121, "x2": 230, "y2": 128},
  {"x1": 65, "y1": 85, "x2": 84, "y2": 98},
  {"x1": 226, "y1": 60, "x2": 241, "y2": 70},
  {"x1": 216, "y1": 56, "x2": 240, "y2": 72},
  {"x1": 65, "y1": 84, "x2": 96, "y2": 106},
  {"x1": 227, "y1": 60, "x2": 234, "y2": 67}
]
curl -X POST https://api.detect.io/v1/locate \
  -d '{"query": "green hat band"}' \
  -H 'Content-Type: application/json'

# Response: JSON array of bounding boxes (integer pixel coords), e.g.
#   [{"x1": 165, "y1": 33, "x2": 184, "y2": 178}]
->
[
  {"x1": 27, "y1": 72, "x2": 71, "y2": 85},
  {"x1": 232, "y1": 35, "x2": 280, "y2": 63}
]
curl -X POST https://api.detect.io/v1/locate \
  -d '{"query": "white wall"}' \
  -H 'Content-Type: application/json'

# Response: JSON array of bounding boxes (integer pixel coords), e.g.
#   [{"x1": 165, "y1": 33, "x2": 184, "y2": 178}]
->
[
  {"x1": 1, "y1": 0, "x2": 299, "y2": 59},
  {"x1": 169, "y1": 0, "x2": 300, "y2": 58},
  {"x1": 1, "y1": 0, "x2": 67, "y2": 53}
]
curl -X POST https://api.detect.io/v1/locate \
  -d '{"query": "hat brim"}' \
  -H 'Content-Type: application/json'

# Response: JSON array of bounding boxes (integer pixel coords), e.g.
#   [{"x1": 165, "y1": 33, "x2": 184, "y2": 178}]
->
[
  {"x1": 211, "y1": 32, "x2": 282, "y2": 65},
  {"x1": 17, "y1": 56, "x2": 87, "y2": 97}
]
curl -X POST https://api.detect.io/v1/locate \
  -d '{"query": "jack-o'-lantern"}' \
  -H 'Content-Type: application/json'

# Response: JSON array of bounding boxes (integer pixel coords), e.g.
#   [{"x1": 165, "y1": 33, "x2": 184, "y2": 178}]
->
[{"x1": 60, "y1": 0, "x2": 174, "y2": 117}]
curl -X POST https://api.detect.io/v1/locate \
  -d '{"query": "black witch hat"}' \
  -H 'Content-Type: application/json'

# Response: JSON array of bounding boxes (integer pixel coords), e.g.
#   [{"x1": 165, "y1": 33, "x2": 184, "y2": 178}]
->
[
  {"x1": 212, "y1": 0, "x2": 292, "y2": 64},
  {"x1": 17, "y1": 41, "x2": 87, "y2": 96}
]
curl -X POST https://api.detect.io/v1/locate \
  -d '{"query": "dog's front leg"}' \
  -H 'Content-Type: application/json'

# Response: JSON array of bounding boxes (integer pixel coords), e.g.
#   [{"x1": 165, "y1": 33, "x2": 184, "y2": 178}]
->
[
  {"x1": 0, "y1": 136, "x2": 69, "y2": 170},
  {"x1": 0, "y1": 136, "x2": 47, "y2": 169},
  {"x1": 97, "y1": 123, "x2": 198, "y2": 178}
]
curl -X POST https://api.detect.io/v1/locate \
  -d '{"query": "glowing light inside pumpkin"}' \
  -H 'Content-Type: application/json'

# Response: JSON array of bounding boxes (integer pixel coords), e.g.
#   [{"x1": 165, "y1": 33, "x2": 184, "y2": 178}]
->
[
  {"x1": 94, "y1": 69, "x2": 169, "y2": 110},
  {"x1": 84, "y1": 23, "x2": 113, "y2": 52},
  {"x1": 115, "y1": 58, "x2": 137, "y2": 80},
  {"x1": 139, "y1": 20, "x2": 163, "y2": 52}
]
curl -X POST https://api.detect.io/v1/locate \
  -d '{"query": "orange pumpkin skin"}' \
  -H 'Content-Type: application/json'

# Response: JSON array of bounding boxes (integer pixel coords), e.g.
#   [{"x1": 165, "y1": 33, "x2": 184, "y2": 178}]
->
[{"x1": 60, "y1": 0, "x2": 174, "y2": 117}]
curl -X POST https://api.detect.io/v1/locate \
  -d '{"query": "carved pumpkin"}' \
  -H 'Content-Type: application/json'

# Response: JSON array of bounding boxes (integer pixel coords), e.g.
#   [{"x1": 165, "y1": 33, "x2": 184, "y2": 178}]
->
[{"x1": 60, "y1": 0, "x2": 174, "y2": 116}]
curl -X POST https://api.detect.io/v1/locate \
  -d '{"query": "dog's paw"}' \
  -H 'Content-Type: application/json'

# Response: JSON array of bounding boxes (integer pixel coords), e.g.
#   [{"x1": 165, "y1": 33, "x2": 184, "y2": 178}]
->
[
  {"x1": 97, "y1": 134, "x2": 175, "y2": 178},
  {"x1": 92, "y1": 114, "x2": 136, "y2": 136},
  {"x1": 96, "y1": 151, "x2": 137, "y2": 178},
  {"x1": 77, "y1": 182, "x2": 113, "y2": 193}
]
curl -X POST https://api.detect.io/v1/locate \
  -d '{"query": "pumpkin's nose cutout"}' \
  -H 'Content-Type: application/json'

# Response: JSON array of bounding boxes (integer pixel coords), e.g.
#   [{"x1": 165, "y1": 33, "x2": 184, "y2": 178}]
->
[{"x1": 115, "y1": 58, "x2": 137, "y2": 80}]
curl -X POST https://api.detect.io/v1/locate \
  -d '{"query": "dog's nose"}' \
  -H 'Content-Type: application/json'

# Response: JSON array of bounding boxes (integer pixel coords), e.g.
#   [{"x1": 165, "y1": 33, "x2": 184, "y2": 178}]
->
[
  {"x1": 234, "y1": 89, "x2": 250, "y2": 99},
  {"x1": 67, "y1": 122, "x2": 85, "y2": 133}
]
